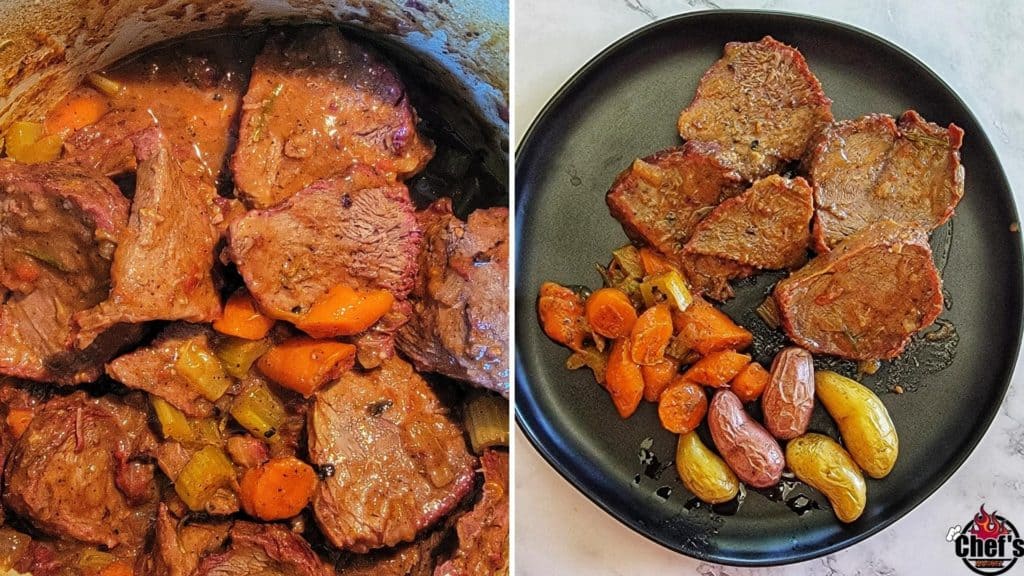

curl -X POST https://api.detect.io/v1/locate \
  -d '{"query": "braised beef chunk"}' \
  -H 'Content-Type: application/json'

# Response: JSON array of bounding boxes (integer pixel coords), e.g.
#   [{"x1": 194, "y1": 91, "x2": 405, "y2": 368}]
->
[
  {"x1": 436, "y1": 450, "x2": 509, "y2": 576},
  {"x1": 3, "y1": 392, "x2": 158, "y2": 549},
  {"x1": 74, "y1": 128, "x2": 222, "y2": 348},
  {"x1": 682, "y1": 175, "x2": 814, "y2": 300},
  {"x1": 677, "y1": 36, "x2": 833, "y2": 181},
  {"x1": 0, "y1": 160, "x2": 138, "y2": 384},
  {"x1": 396, "y1": 199, "x2": 509, "y2": 396},
  {"x1": 232, "y1": 26, "x2": 434, "y2": 208},
  {"x1": 140, "y1": 504, "x2": 230, "y2": 576},
  {"x1": 106, "y1": 323, "x2": 217, "y2": 417},
  {"x1": 808, "y1": 110, "x2": 965, "y2": 251},
  {"x1": 606, "y1": 142, "x2": 746, "y2": 267},
  {"x1": 308, "y1": 356, "x2": 476, "y2": 553},
  {"x1": 774, "y1": 220, "x2": 943, "y2": 360},
  {"x1": 63, "y1": 33, "x2": 263, "y2": 189},
  {"x1": 196, "y1": 522, "x2": 334, "y2": 576},
  {"x1": 228, "y1": 175, "x2": 421, "y2": 319}
]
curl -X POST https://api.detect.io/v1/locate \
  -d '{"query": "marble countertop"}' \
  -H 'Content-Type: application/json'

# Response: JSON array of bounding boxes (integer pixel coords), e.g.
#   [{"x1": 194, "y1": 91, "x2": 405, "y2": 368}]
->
[{"x1": 513, "y1": 1, "x2": 1024, "y2": 574}]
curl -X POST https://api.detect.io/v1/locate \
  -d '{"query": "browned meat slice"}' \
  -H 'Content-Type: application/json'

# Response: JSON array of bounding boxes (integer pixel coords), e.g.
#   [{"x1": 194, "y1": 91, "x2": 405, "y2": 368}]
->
[
  {"x1": 308, "y1": 356, "x2": 476, "y2": 552},
  {"x1": 106, "y1": 323, "x2": 217, "y2": 417},
  {"x1": 3, "y1": 392, "x2": 158, "y2": 549},
  {"x1": 63, "y1": 33, "x2": 263, "y2": 190},
  {"x1": 339, "y1": 529, "x2": 446, "y2": 576},
  {"x1": 354, "y1": 299, "x2": 414, "y2": 370},
  {"x1": 773, "y1": 220, "x2": 943, "y2": 360},
  {"x1": 677, "y1": 36, "x2": 833, "y2": 180},
  {"x1": 435, "y1": 450, "x2": 510, "y2": 576},
  {"x1": 396, "y1": 199, "x2": 509, "y2": 396},
  {"x1": 0, "y1": 527, "x2": 139, "y2": 576},
  {"x1": 0, "y1": 159, "x2": 139, "y2": 384},
  {"x1": 154, "y1": 440, "x2": 191, "y2": 481},
  {"x1": 74, "y1": 128, "x2": 222, "y2": 348},
  {"x1": 139, "y1": 504, "x2": 230, "y2": 576},
  {"x1": 232, "y1": 26, "x2": 434, "y2": 208},
  {"x1": 228, "y1": 175, "x2": 421, "y2": 319},
  {"x1": 606, "y1": 142, "x2": 746, "y2": 267},
  {"x1": 225, "y1": 434, "x2": 270, "y2": 469},
  {"x1": 682, "y1": 175, "x2": 814, "y2": 300},
  {"x1": 808, "y1": 111, "x2": 965, "y2": 251},
  {"x1": 196, "y1": 522, "x2": 334, "y2": 576}
]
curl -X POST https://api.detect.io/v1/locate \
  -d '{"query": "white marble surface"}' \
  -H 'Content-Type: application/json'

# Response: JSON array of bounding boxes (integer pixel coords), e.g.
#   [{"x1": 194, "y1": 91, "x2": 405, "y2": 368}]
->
[{"x1": 513, "y1": 1, "x2": 1024, "y2": 574}]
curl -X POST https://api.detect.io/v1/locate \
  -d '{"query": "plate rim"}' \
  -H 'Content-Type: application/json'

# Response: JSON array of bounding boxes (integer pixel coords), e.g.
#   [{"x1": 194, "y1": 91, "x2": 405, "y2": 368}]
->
[{"x1": 514, "y1": 8, "x2": 1024, "y2": 567}]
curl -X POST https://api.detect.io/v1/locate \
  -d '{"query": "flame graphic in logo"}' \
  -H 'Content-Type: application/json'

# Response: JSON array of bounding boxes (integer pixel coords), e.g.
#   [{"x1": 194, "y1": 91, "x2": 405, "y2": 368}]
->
[{"x1": 970, "y1": 505, "x2": 1010, "y2": 540}]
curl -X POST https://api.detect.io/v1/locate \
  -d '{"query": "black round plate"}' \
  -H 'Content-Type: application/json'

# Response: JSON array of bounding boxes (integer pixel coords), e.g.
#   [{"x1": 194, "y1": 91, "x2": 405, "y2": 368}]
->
[{"x1": 515, "y1": 10, "x2": 1023, "y2": 566}]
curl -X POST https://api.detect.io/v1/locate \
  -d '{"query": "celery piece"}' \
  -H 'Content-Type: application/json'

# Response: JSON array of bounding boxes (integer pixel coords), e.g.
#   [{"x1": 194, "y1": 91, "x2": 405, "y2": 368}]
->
[
  {"x1": 176, "y1": 340, "x2": 232, "y2": 401},
  {"x1": 639, "y1": 269, "x2": 693, "y2": 312},
  {"x1": 216, "y1": 337, "x2": 272, "y2": 379},
  {"x1": 230, "y1": 381, "x2": 285, "y2": 442},
  {"x1": 150, "y1": 396, "x2": 193, "y2": 443},
  {"x1": 464, "y1": 393, "x2": 510, "y2": 454},
  {"x1": 174, "y1": 445, "x2": 236, "y2": 512}
]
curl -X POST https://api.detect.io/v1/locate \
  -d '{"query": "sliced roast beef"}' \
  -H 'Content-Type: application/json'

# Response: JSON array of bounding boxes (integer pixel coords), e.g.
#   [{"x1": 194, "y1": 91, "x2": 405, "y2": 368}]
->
[
  {"x1": 3, "y1": 392, "x2": 158, "y2": 549},
  {"x1": 807, "y1": 111, "x2": 965, "y2": 251},
  {"x1": 682, "y1": 175, "x2": 814, "y2": 300},
  {"x1": 231, "y1": 25, "x2": 434, "y2": 208},
  {"x1": 106, "y1": 323, "x2": 217, "y2": 417},
  {"x1": 140, "y1": 504, "x2": 230, "y2": 576},
  {"x1": 196, "y1": 521, "x2": 334, "y2": 576},
  {"x1": 396, "y1": 199, "x2": 509, "y2": 396},
  {"x1": 0, "y1": 159, "x2": 139, "y2": 384},
  {"x1": 435, "y1": 449, "x2": 509, "y2": 576},
  {"x1": 677, "y1": 36, "x2": 833, "y2": 180},
  {"x1": 74, "y1": 128, "x2": 222, "y2": 348},
  {"x1": 228, "y1": 175, "x2": 421, "y2": 319},
  {"x1": 63, "y1": 33, "x2": 263, "y2": 189},
  {"x1": 773, "y1": 220, "x2": 943, "y2": 360},
  {"x1": 308, "y1": 356, "x2": 476, "y2": 553},
  {"x1": 606, "y1": 142, "x2": 746, "y2": 267}
]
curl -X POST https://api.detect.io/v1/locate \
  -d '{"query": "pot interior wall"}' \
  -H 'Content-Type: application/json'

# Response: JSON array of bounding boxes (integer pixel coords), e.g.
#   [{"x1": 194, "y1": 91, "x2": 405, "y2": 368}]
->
[{"x1": 0, "y1": 0, "x2": 508, "y2": 176}]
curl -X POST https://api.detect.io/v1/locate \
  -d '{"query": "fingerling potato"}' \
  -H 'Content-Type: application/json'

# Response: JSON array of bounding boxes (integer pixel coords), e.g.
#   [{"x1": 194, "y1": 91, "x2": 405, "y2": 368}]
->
[
  {"x1": 676, "y1": 431, "x2": 739, "y2": 504},
  {"x1": 708, "y1": 390, "x2": 784, "y2": 488},
  {"x1": 815, "y1": 370, "x2": 899, "y2": 478},
  {"x1": 762, "y1": 347, "x2": 815, "y2": 440},
  {"x1": 785, "y1": 433, "x2": 867, "y2": 523}
]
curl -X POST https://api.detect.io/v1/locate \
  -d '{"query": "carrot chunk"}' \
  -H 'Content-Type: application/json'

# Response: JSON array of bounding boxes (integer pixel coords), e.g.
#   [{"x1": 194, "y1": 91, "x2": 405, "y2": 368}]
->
[
  {"x1": 639, "y1": 247, "x2": 675, "y2": 275},
  {"x1": 731, "y1": 361, "x2": 771, "y2": 402},
  {"x1": 641, "y1": 358, "x2": 678, "y2": 402},
  {"x1": 44, "y1": 87, "x2": 109, "y2": 136},
  {"x1": 682, "y1": 349, "x2": 751, "y2": 388},
  {"x1": 585, "y1": 287, "x2": 637, "y2": 339},
  {"x1": 239, "y1": 456, "x2": 318, "y2": 520},
  {"x1": 605, "y1": 338, "x2": 644, "y2": 418},
  {"x1": 672, "y1": 297, "x2": 752, "y2": 355},
  {"x1": 630, "y1": 304, "x2": 673, "y2": 365},
  {"x1": 213, "y1": 289, "x2": 276, "y2": 340},
  {"x1": 658, "y1": 379, "x2": 707, "y2": 434},
  {"x1": 257, "y1": 337, "x2": 355, "y2": 397},
  {"x1": 537, "y1": 282, "x2": 590, "y2": 351},
  {"x1": 295, "y1": 284, "x2": 394, "y2": 338}
]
